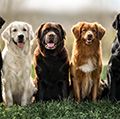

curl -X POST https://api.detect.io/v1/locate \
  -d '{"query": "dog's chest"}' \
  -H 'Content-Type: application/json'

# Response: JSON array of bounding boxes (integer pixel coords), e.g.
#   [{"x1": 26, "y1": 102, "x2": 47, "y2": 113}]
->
[
  {"x1": 42, "y1": 58, "x2": 63, "y2": 72},
  {"x1": 37, "y1": 56, "x2": 68, "y2": 82},
  {"x1": 78, "y1": 58, "x2": 96, "y2": 73},
  {"x1": 3, "y1": 52, "x2": 31, "y2": 78}
]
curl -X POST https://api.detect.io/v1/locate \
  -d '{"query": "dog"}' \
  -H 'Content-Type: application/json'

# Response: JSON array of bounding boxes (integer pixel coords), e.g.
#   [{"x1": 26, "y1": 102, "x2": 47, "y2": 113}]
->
[
  {"x1": 0, "y1": 16, "x2": 5, "y2": 102},
  {"x1": 70, "y1": 22, "x2": 105, "y2": 102},
  {"x1": 33, "y1": 22, "x2": 69, "y2": 101},
  {"x1": 1, "y1": 21, "x2": 36, "y2": 106},
  {"x1": 107, "y1": 14, "x2": 120, "y2": 101},
  {"x1": 111, "y1": 13, "x2": 120, "y2": 54}
]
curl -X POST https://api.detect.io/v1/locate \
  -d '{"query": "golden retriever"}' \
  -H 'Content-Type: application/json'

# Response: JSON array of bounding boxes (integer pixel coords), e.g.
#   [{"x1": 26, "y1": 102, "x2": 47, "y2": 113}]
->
[
  {"x1": 70, "y1": 22, "x2": 105, "y2": 102},
  {"x1": 1, "y1": 21, "x2": 37, "y2": 106}
]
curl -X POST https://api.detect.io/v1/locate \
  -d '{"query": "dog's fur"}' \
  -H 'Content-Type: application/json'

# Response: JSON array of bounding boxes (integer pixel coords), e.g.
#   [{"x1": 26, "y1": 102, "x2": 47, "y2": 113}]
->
[
  {"x1": 1, "y1": 21, "x2": 36, "y2": 106},
  {"x1": 0, "y1": 16, "x2": 5, "y2": 29},
  {"x1": 70, "y1": 22, "x2": 105, "y2": 102},
  {"x1": 33, "y1": 22, "x2": 69, "y2": 101},
  {"x1": 0, "y1": 16, "x2": 5, "y2": 102},
  {"x1": 107, "y1": 14, "x2": 120, "y2": 101}
]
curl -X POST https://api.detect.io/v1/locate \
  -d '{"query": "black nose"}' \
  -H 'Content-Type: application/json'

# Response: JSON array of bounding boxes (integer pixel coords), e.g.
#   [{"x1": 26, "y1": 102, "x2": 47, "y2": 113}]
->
[
  {"x1": 18, "y1": 34, "x2": 24, "y2": 39},
  {"x1": 49, "y1": 34, "x2": 54, "y2": 39},
  {"x1": 87, "y1": 34, "x2": 93, "y2": 39}
]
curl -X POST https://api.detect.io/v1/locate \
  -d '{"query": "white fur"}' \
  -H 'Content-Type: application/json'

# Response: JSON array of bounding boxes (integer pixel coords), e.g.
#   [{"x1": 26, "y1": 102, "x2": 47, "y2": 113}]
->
[
  {"x1": 79, "y1": 59, "x2": 95, "y2": 73},
  {"x1": 1, "y1": 21, "x2": 36, "y2": 106}
]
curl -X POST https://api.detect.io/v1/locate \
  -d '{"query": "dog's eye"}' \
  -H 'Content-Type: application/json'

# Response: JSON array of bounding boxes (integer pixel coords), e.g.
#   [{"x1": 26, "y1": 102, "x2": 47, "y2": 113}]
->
[
  {"x1": 92, "y1": 29, "x2": 96, "y2": 32},
  {"x1": 45, "y1": 29, "x2": 49, "y2": 33},
  {"x1": 23, "y1": 28, "x2": 27, "y2": 31},
  {"x1": 13, "y1": 29, "x2": 17, "y2": 32},
  {"x1": 81, "y1": 29, "x2": 86, "y2": 32},
  {"x1": 54, "y1": 29, "x2": 59, "y2": 34}
]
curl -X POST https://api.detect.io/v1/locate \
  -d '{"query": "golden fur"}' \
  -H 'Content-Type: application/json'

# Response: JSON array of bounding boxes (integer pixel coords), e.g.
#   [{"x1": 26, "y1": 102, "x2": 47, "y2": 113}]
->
[{"x1": 70, "y1": 22, "x2": 105, "y2": 102}]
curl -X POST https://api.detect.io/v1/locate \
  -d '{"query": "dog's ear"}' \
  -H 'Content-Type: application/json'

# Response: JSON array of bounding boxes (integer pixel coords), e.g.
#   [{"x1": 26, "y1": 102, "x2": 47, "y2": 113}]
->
[
  {"x1": 95, "y1": 23, "x2": 106, "y2": 40},
  {"x1": 58, "y1": 24, "x2": 66, "y2": 40},
  {"x1": 112, "y1": 14, "x2": 120, "y2": 30},
  {"x1": 0, "y1": 16, "x2": 5, "y2": 29},
  {"x1": 71, "y1": 22, "x2": 84, "y2": 40},
  {"x1": 35, "y1": 23, "x2": 45, "y2": 39},
  {"x1": 1, "y1": 23, "x2": 11, "y2": 43},
  {"x1": 25, "y1": 23, "x2": 34, "y2": 40}
]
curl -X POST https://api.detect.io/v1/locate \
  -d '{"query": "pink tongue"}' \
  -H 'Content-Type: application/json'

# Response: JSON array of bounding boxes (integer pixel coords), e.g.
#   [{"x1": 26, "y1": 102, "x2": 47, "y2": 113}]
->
[
  {"x1": 17, "y1": 43, "x2": 24, "y2": 48},
  {"x1": 47, "y1": 43, "x2": 54, "y2": 48}
]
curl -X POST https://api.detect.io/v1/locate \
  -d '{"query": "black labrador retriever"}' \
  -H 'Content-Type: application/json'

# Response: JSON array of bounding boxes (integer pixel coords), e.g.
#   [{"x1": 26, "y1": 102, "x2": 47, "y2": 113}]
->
[{"x1": 107, "y1": 13, "x2": 120, "y2": 101}]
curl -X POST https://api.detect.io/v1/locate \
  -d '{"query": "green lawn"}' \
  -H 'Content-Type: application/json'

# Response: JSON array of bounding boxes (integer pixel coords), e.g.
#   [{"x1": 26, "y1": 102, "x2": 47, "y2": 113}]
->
[
  {"x1": 0, "y1": 66, "x2": 118, "y2": 119},
  {"x1": 0, "y1": 100, "x2": 120, "y2": 119}
]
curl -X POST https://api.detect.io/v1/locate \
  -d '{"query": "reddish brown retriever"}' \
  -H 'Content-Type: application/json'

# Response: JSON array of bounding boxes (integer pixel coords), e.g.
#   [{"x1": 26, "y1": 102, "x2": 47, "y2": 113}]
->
[{"x1": 70, "y1": 22, "x2": 105, "y2": 102}]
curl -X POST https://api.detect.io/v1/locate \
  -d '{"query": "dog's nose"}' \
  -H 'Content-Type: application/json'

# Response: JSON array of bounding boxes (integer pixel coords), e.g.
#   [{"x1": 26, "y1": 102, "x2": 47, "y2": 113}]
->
[
  {"x1": 18, "y1": 34, "x2": 24, "y2": 39},
  {"x1": 87, "y1": 34, "x2": 93, "y2": 39},
  {"x1": 49, "y1": 34, "x2": 55, "y2": 39}
]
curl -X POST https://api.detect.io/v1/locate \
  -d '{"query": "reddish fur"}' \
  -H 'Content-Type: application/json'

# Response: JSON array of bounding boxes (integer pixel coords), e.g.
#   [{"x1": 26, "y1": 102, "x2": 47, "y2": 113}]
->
[{"x1": 70, "y1": 22, "x2": 105, "y2": 102}]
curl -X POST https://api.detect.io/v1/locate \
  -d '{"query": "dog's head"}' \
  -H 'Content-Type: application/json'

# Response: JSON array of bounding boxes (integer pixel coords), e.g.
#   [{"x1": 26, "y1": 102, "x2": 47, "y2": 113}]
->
[
  {"x1": 1, "y1": 21, "x2": 34, "y2": 49},
  {"x1": 36, "y1": 22, "x2": 66, "y2": 51},
  {"x1": 0, "y1": 16, "x2": 5, "y2": 29},
  {"x1": 112, "y1": 13, "x2": 120, "y2": 30},
  {"x1": 72, "y1": 22, "x2": 105, "y2": 45}
]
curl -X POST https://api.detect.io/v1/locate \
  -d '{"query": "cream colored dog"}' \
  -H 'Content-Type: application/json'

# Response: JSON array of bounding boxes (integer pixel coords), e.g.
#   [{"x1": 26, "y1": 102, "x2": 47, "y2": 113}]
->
[{"x1": 1, "y1": 21, "x2": 36, "y2": 106}]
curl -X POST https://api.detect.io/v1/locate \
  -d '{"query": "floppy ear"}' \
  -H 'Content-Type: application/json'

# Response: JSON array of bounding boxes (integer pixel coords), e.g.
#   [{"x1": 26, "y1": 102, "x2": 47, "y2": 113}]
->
[
  {"x1": 112, "y1": 14, "x2": 120, "y2": 30},
  {"x1": 26, "y1": 23, "x2": 34, "y2": 40},
  {"x1": 58, "y1": 24, "x2": 66, "y2": 40},
  {"x1": 35, "y1": 23, "x2": 45, "y2": 39},
  {"x1": 71, "y1": 22, "x2": 84, "y2": 40},
  {"x1": 95, "y1": 23, "x2": 106, "y2": 40},
  {"x1": 1, "y1": 23, "x2": 12, "y2": 44},
  {"x1": 0, "y1": 16, "x2": 5, "y2": 29}
]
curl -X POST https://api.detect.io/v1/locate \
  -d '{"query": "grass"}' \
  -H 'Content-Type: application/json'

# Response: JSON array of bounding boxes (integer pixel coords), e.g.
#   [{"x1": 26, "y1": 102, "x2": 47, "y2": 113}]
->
[
  {"x1": 0, "y1": 100, "x2": 120, "y2": 119},
  {"x1": 0, "y1": 66, "x2": 117, "y2": 119}
]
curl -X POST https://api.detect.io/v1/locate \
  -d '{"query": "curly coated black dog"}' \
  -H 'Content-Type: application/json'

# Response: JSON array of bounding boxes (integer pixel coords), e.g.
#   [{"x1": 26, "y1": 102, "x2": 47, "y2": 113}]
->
[{"x1": 33, "y1": 22, "x2": 69, "y2": 101}]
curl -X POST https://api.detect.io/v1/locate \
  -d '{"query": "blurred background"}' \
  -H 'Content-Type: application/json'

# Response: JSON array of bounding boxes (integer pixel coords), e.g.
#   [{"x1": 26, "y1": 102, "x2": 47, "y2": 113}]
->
[{"x1": 0, "y1": 0, "x2": 119, "y2": 64}]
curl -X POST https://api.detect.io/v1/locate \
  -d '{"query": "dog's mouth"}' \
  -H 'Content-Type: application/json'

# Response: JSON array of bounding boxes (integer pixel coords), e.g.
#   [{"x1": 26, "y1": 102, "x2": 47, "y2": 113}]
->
[
  {"x1": 17, "y1": 42, "x2": 25, "y2": 49},
  {"x1": 84, "y1": 33, "x2": 94, "y2": 45},
  {"x1": 12, "y1": 38, "x2": 25, "y2": 49},
  {"x1": 44, "y1": 33, "x2": 58, "y2": 50},
  {"x1": 86, "y1": 39, "x2": 93, "y2": 45},
  {"x1": 45, "y1": 42, "x2": 56, "y2": 50}
]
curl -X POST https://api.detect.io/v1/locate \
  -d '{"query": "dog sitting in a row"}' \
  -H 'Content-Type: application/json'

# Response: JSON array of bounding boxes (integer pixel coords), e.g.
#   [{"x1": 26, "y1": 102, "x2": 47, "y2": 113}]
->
[
  {"x1": 107, "y1": 13, "x2": 120, "y2": 101},
  {"x1": 70, "y1": 22, "x2": 105, "y2": 102},
  {"x1": 1, "y1": 21, "x2": 37, "y2": 106},
  {"x1": 33, "y1": 22, "x2": 69, "y2": 101},
  {"x1": 96, "y1": 13, "x2": 120, "y2": 101}
]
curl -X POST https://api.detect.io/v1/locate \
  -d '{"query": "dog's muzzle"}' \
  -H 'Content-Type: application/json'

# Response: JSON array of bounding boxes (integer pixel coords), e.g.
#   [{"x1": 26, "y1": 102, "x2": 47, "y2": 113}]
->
[
  {"x1": 16, "y1": 34, "x2": 25, "y2": 49},
  {"x1": 44, "y1": 33, "x2": 57, "y2": 50},
  {"x1": 12, "y1": 34, "x2": 25, "y2": 49}
]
